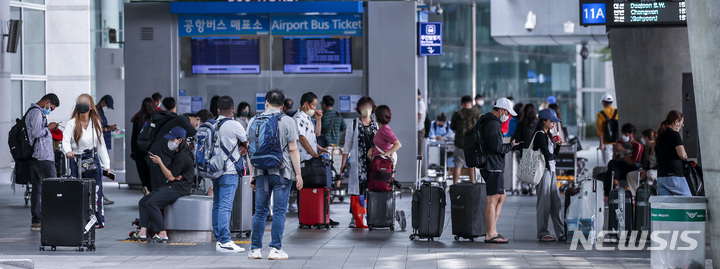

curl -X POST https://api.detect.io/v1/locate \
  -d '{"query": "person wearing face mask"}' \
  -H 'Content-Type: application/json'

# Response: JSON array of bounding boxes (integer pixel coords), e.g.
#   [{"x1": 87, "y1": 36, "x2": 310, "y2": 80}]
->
[
  {"x1": 62, "y1": 94, "x2": 114, "y2": 228},
  {"x1": 236, "y1": 102, "x2": 252, "y2": 130},
  {"x1": 451, "y1": 96, "x2": 481, "y2": 184},
  {"x1": 319, "y1": 95, "x2": 347, "y2": 147},
  {"x1": 477, "y1": 97, "x2": 519, "y2": 244},
  {"x1": 655, "y1": 110, "x2": 691, "y2": 196},
  {"x1": 23, "y1": 94, "x2": 61, "y2": 231},
  {"x1": 96, "y1": 95, "x2": 117, "y2": 205},
  {"x1": 532, "y1": 109, "x2": 566, "y2": 242},
  {"x1": 603, "y1": 123, "x2": 644, "y2": 199},
  {"x1": 341, "y1": 96, "x2": 378, "y2": 228},
  {"x1": 134, "y1": 127, "x2": 195, "y2": 243},
  {"x1": 283, "y1": 98, "x2": 295, "y2": 117},
  {"x1": 626, "y1": 129, "x2": 658, "y2": 197},
  {"x1": 429, "y1": 113, "x2": 453, "y2": 140},
  {"x1": 473, "y1": 94, "x2": 485, "y2": 114}
]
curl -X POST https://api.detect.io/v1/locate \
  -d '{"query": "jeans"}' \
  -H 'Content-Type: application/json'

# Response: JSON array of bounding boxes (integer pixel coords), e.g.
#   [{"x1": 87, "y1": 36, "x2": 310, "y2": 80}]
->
[
  {"x1": 69, "y1": 154, "x2": 105, "y2": 226},
  {"x1": 251, "y1": 175, "x2": 292, "y2": 250},
  {"x1": 139, "y1": 186, "x2": 182, "y2": 231},
  {"x1": 657, "y1": 176, "x2": 692, "y2": 196},
  {"x1": 212, "y1": 174, "x2": 239, "y2": 244},
  {"x1": 30, "y1": 160, "x2": 56, "y2": 224}
]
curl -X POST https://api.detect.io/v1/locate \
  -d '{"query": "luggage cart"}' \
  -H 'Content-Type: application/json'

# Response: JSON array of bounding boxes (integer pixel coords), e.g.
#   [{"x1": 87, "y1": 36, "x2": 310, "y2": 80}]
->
[
  {"x1": 425, "y1": 139, "x2": 449, "y2": 188},
  {"x1": 556, "y1": 144, "x2": 578, "y2": 192},
  {"x1": 108, "y1": 129, "x2": 127, "y2": 188}
]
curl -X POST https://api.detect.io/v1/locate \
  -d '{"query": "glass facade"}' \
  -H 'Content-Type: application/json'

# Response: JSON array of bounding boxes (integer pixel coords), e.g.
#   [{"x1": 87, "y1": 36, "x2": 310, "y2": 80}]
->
[
  {"x1": 427, "y1": 3, "x2": 578, "y2": 130},
  {"x1": 10, "y1": 0, "x2": 47, "y2": 121}
]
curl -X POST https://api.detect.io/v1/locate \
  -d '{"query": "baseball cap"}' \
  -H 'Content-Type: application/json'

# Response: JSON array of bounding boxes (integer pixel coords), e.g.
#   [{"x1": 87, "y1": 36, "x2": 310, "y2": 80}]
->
[
  {"x1": 539, "y1": 109, "x2": 561, "y2": 122},
  {"x1": 601, "y1": 93, "x2": 614, "y2": 103},
  {"x1": 494, "y1": 98, "x2": 517, "y2": 116},
  {"x1": 547, "y1": 96, "x2": 557, "y2": 104},
  {"x1": 101, "y1": 95, "x2": 114, "y2": 109},
  {"x1": 164, "y1": 126, "x2": 187, "y2": 140}
]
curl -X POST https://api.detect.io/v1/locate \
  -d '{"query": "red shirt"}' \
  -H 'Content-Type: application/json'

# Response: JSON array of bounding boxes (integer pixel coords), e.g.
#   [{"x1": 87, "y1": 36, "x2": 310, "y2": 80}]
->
[
  {"x1": 373, "y1": 125, "x2": 398, "y2": 157},
  {"x1": 501, "y1": 115, "x2": 511, "y2": 134},
  {"x1": 616, "y1": 139, "x2": 644, "y2": 164}
]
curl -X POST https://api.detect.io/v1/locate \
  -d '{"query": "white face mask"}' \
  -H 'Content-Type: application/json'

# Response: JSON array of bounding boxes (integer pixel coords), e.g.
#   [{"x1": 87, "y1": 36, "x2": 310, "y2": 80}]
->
[
  {"x1": 476, "y1": 100, "x2": 485, "y2": 106},
  {"x1": 500, "y1": 114, "x2": 510, "y2": 123},
  {"x1": 167, "y1": 140, "x2": 179, "y2": 151},
  {"x1": 305, "y1": 109, "x2": 315, "y2": 117},
  {"x1": 103, "y1": 107, "x2": 110, "y2": 113},
  {"x1": 622, "y1": 135, "x2": 631, "y2": 143},
  {"x1": 640, "y1": 138, "x2": 646, "y2": 145},
  {"x1": 361, "y1": 108, "x2": 372, "y2": 117}
]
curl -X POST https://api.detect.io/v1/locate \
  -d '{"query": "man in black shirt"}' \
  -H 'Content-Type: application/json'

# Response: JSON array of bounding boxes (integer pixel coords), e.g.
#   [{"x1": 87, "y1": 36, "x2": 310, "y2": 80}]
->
[{"x1": 135, "y1": 127, "x2": 195, "y2": 243}]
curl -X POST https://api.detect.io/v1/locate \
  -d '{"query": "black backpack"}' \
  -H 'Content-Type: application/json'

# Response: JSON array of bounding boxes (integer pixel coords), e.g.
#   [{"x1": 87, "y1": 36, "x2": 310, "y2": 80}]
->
[
  {"x1": 8, "y1": 107, "x2": 42, "y2": 162},
  {"x1": 137, "y1": 111, "x2": 176, "y2": 152},
  {"x1": 423, "y1": 116, "x2": 431, "y2": 138},
  {"x1": 601, "y1": 110, "x2": 619, "y2": 143},
  {"x1": 463, "y1": 121, "x2": 487, "y2": 168}
]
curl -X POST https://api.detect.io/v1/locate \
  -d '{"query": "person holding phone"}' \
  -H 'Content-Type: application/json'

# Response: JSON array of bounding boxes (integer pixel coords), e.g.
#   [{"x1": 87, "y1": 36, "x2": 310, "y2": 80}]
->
[
  {"x1": 133, "y1": 127, "x2": 195, "y2": 243},
  {"x1": 62, "y1": 94, "x2": 114, "y2": 228}
]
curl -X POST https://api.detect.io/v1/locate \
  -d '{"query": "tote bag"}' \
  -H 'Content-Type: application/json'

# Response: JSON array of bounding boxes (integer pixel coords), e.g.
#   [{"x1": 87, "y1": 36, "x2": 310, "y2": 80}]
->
[{"x1": 517, "y1": 132, "x2": 546, "y2": 185}]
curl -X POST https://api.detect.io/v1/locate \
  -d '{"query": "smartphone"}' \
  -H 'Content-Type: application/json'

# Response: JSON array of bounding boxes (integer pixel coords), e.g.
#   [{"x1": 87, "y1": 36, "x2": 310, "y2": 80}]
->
[
  {"x1": 516, "y1": 141, "x2": 524, "y2": 144},
  {"x1": 103, "y1": 170, "x2": 116, "y2": 180}
]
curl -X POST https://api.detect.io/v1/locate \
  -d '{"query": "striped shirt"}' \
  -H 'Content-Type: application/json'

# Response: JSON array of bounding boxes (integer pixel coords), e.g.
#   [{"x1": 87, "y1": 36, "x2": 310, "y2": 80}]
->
[
  {"x1": 25, "y1": 104, "x2": 54, "y2": 162},
  {"x1": 320, "y1": 110, "x2": 347, "y2": 146}
]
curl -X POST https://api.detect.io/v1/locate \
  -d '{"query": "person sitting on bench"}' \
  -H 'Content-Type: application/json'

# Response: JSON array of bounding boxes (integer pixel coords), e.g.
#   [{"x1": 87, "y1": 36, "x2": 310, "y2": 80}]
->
[
  {"x1": 604, "y1": 123, "x2": 644, "y2": 198},
  {"x1": 133, "y1": 127, "x2": 195, "y2": 243}
]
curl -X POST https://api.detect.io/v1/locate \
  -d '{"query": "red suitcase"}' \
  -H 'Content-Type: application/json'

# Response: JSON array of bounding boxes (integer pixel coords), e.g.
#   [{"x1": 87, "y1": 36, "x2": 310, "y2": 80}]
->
[{"x1": 298, "y1": 187, "x2": 331, "y2": 229}]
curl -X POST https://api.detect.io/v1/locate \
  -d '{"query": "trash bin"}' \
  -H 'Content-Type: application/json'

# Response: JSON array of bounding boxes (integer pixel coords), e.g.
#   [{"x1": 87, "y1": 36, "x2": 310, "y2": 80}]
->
[{"x1": 649, "y1": 196, "x2": 707, "y2": 269}]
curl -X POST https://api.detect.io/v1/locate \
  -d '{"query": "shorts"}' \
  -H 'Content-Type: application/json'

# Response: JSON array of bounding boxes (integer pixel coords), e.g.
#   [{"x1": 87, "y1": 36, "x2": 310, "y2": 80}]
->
[
  {"x1": 454, "y1": 148, "x2": 467, "y2": 168},
  {"x1": 480, "y1": 170, "x2": 505, "y2": 196}
]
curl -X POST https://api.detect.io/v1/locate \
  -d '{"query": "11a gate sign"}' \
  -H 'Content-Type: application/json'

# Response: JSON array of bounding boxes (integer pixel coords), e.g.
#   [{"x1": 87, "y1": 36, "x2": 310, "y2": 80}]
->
[{"x1": 419, "y1": 22, "x2": 442, "y2": 56}]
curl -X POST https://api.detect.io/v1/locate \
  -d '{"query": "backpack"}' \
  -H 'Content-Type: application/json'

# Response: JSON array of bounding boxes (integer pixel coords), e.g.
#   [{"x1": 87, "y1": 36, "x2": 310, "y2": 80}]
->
[
  {"x1": 463, "y1": 121, "x2": 488, "y2": 168},
  {"x1": 423, "y1": 116, "x2": 431, "y2": 138},
  {"x1": 137, "y1": 111, "x2": 175, "y2": 151},
  {"x1": 368, "y1": 155, "x2": 394, "y2": 192},
  {"x1": 196, "y1": 118, "x2": 245, "y2": 179},
  {"x1": 600, "y1": 110, "x2": 619, "y2": 144},
  {"x1": 9, "y1": 107, "x2": 42, "y2": 162},
  {"x1": 248, "y1": 113, "x2": 285, "y2": 173}
]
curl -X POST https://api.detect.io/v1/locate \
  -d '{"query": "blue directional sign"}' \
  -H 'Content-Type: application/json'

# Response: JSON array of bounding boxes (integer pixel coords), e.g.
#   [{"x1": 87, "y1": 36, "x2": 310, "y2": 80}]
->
[
  {"x1": 179, "y1": 15, "x2": 270, "y2": 37},
  {"x1": 581, "y1": 3, "x2": 607, "y2": 25},
  {"x1": 418, "y1": 22, "x2": 442, "y2": 56}
]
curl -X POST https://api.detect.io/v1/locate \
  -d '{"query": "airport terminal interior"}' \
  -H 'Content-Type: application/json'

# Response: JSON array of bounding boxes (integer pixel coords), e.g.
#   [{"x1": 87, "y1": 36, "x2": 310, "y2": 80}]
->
[{"x1": 0, "y1": 0, "x2": 719, "y2": 268}]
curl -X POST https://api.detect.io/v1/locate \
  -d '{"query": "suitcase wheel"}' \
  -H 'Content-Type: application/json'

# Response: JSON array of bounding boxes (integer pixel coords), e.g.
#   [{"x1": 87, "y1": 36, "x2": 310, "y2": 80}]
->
[
  {"x1": 368, "y1": 225, "x2": 373, "y2": 231},
  {"x1": 409, "y1": 234, "x2": 419, "y2": 241},
  {"x1": 51, "y1": 246, "x2": 56, "y2": 251},
  {"x1": 469, "y1": 237, "x2": 477, "y2": 242},
  {"x1": 454, "y1": 236, "x2": 460, "y2": 241},
  {"x1": 245, "y1": 231, "x2": 252, "y2": 238},
  {"x1": 389, "y1": 226, "x2": 395, "y2": 232},
  {"x1": 39, "y1": 246, "x2": 44, "y2": 251}
]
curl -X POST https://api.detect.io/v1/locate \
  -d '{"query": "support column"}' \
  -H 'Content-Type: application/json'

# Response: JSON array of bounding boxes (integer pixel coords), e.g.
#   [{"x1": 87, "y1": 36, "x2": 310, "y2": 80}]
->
[
  {"x1": 608, "y1": 28, "x2": 691, "y2": 133},
  {"x1": 686, "y1": 0, "x2": 720, "y2": 265},
  {"x1": 0, "y1": 0, "x2": 11, "y2": 167}
]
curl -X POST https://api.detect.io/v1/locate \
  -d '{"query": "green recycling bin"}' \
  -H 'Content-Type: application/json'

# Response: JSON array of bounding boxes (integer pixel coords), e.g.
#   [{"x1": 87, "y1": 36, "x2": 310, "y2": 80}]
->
[{"x1": 649, "y1": 196, "x2": 706, "y2": 269}]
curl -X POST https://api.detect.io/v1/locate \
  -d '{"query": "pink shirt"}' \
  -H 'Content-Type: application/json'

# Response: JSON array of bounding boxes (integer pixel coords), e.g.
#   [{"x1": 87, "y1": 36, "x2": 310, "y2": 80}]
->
[{"x1": 373, "y1": 125, "x2": 398, "y2": 157}]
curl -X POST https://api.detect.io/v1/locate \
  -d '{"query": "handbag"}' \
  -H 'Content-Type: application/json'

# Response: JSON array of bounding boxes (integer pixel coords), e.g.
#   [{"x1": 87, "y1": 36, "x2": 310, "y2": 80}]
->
[
  {"x1": 683, "y1": 161, "x2": 704, "y2": 196},
  {"x1": 517, "y1": 132, "x2": 546, "y2": 185}
]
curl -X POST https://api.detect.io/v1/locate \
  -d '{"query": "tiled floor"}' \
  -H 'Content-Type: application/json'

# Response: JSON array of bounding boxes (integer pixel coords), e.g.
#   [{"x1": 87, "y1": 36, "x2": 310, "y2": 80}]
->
[{"x1": 0, "y1": 142, "x2": 713, "y2": 268}]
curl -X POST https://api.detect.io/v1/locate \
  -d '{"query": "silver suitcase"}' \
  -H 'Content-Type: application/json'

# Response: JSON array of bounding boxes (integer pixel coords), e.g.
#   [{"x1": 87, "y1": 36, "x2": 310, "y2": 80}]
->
[{"x1": 230, "y1": 176, "x2": 253, "y2": 237}]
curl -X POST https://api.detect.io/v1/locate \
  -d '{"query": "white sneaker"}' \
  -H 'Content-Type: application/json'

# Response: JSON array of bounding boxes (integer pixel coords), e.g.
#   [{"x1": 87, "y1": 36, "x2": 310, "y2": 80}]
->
[
  {"x1": 248, "y1": 248, "x2": 263, "y2": 259},
  {"x1": 216, "y1": 241, "x2": 245, "y2": 253},
  {"x1": 268, "y1": 247, "x2": 289, "y2": 260}
]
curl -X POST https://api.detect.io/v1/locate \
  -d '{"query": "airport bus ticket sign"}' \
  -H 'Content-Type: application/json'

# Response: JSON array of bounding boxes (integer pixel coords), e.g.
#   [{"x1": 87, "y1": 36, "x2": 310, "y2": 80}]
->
[
  {"x1": 179, "y1": 15, "x2": 270, "y2": 37},
  {"x1": 418, "y1": 22, "x2": 442, "y2": 56}
]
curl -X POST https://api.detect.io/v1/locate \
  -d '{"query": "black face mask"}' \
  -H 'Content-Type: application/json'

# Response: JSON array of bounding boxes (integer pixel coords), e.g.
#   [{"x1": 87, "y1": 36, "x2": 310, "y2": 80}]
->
[{"x1": 76, "y1": 104, "x2": 90, "y2": 114}]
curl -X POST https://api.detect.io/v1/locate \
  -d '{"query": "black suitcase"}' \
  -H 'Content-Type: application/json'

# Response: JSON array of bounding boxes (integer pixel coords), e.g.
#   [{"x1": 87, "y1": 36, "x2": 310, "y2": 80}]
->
[
  {"x1": 608, "y1": 187, "x2": 633, "y2": 242},
  {"x1": 410, "y1": 181, "x2": 446, "y2": 241},
  {"x1": 40, "y1": 178, "x2": 96, "y2": 251},
  {"x1": 634, "y1": 182, "x2": 657, "y2": 238},
  {"x1": 450, "y1": 182, "x2": 486, "y2": 241},
  {"x1": 367, "y1": 191, "x2": 395, "y2": 231}
]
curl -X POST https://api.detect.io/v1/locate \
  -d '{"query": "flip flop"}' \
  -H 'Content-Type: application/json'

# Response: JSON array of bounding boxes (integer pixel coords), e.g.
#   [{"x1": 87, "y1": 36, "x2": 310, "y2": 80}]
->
[
  {"x1": 539, "y1": 235, "x2": 557, "y2": 242},
  {"x1": 484, "y1": 236, "x2": 509, "y2": 244}
]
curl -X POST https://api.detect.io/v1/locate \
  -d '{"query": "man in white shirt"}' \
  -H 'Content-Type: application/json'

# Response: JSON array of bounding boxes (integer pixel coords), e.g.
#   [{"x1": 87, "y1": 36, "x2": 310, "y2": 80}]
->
[
  {"x1": 417, "y1": 90, "x2": 427, "y2": 155},
  {"x1": 293, "y1": 92, "x2": 337, "y2": 226},
  {"x1": 212, "y1": 96, "x2": 249, "y2": 253}
]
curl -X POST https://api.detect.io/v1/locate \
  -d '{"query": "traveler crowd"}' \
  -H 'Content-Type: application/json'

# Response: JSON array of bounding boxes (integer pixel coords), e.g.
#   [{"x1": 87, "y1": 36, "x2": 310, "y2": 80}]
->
[{"x1": 15, "y1": 86, "x2": 702, "y2": 259}]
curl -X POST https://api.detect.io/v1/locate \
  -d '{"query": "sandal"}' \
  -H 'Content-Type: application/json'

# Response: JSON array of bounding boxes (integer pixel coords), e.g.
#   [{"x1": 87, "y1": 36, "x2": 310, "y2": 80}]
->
[
  {"x1": 539, "y1": 235, "x2": 557, "y2": 242},
  {"x1": 484, "y1": 235, "x2": 509, "y2": 244}
]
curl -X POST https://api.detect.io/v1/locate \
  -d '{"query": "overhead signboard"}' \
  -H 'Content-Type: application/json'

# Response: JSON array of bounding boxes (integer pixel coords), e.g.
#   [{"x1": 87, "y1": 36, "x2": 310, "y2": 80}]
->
[
  {"x1": 418, "y1": 22, "x2": 442, "y2": 56},
  {"x1": 270, "y1": 15, "x2": 362, "y2": 36},
  {"x1": 179, "y1": 15, "x2": 269, "y2": 36},
  {"x1": 580, "y1": 0, "x2": 687, "y2": 27}
]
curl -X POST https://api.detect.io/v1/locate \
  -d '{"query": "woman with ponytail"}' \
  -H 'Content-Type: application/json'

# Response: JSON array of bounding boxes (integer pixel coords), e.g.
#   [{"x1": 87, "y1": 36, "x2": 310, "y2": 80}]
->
[
  {"x1": 62, "y1": 94, "x2": 115, "y2": 228},
  {"x1": 655, "y1": 110, "x2": 691, "y2": 196}
]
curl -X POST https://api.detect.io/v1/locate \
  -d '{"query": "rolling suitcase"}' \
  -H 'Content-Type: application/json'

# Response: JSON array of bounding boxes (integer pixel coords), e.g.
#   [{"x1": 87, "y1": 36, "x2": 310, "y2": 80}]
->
[
  {"x1": 634, "y1": 179, "x2": 657, "y2": 239},
  {"x1": 230, "y1": 176, "x2": 253, "y2": 238},
  {"x1": 410, "y1": 181, "x2": 445, "y2": 241},
  {"x1": 298, "y1": 187, "x2": 331, "y2": 229},
  {"x1": 40, "y1": 178, "x2": 96, "y2": 251},
  {"x1": 566, "y1": 179, "x2": 604, "y2": 243},
  {"x1": 450, "y1": 182, "x2": 486, "y2": 241},
  {"x1": 609, "y1": 187, "x2": 633, "y2": 242},
  {"x1": 367, "y1": 191, "x2": 395, "y2": 231}
]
